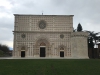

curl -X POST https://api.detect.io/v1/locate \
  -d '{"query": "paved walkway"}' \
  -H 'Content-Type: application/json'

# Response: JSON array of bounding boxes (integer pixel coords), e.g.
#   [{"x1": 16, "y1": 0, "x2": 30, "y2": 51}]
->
[
  {"x1": 0, "y1": 57, "x2": 88, "y2": 59},
  {"x1": 0, "y1": 57, "x2": 69, "y2": 59}
]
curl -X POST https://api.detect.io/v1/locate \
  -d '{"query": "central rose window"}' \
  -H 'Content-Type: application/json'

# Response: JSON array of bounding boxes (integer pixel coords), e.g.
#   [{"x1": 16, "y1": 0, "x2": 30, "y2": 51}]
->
[{"x1": 39, "y1": 20, "x2": 46, "y2": 29}]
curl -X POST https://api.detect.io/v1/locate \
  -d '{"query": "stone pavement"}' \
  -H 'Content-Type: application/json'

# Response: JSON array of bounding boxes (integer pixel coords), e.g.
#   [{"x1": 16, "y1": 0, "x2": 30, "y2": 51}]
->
[{"x1": 0, "y1": 57, "x2": 88, "y2": 59}]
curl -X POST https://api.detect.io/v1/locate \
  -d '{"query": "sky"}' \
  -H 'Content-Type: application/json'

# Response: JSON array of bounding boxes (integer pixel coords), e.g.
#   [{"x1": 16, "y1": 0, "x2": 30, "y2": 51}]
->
[{"x1": 0, "y1": 0, "x2": 100, "y2": 49}]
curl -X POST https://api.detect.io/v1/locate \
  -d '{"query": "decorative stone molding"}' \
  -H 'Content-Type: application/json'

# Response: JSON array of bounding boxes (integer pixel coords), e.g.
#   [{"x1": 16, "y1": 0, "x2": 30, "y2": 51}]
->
[
  {"x1": 35, "y1": 37, "x2": 50, "y2": 46},
  {"x1": 71, "y1": 32, "x2": 88, "y2": 37},
  {"x1": 38, "y1": 20, "x2": 47, "y2": 29}
]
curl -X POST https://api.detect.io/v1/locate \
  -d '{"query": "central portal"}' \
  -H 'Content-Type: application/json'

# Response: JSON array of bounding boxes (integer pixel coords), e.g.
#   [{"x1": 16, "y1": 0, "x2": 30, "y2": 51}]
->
[
  {"x1": 40, "y1": 47, "x2": 45, "y2": 57},
  {"x1": 21, "y1": 51, "x2": 25, "y2": 57},
  {"x1": 60, "y1": 51, "x2": 64, "y2": 57}
]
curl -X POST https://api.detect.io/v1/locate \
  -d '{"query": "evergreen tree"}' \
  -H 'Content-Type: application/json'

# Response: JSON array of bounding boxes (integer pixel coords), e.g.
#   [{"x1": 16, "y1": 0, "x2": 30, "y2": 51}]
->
[{"x1": 77, "y1": 23, "x2": 83, "y2": 32}]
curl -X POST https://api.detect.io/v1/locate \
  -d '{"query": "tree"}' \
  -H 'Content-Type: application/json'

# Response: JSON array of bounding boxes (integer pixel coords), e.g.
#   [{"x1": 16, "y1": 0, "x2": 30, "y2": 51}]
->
[
  {"x1": 88, "y1": 37, "x2": 94, "y2": 48},
  {"x1": 84, "y1": 31, "x2": 100, "y2": 58},
  {"x1": 0, "y1": 44, "x2": 10, "y2": 57},
  {"x1": 73, "y1": 28, "x2": 76, "y2": 32},
  {"x1": 77, "y1": 23, "x2": 83, "y2": 32},
  {"x1": 86, "y1": 31, "x2": 100, "y2": 48},
  {"x1": 0, "y1": 50, "x2": 4, "y2": 56},
  {"x1": 88, "y1": 37, "x2": 94, "y2": 58}
]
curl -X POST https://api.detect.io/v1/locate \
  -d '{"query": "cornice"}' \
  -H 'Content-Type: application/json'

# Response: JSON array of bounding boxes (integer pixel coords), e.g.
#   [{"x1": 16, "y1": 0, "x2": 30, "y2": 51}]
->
[
  {"x1": 13, "y1": 31, "x2": 72, "y2": 33},
  {"x1": 14, "y1": 14, "x2": 74, "y2": 17}
]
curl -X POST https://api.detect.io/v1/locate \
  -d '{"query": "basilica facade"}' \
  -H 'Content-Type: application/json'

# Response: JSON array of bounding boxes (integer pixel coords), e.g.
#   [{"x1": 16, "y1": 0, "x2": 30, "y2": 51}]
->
[{"x1": 13, "y1": 14, "x2": 88, "y2": 58}]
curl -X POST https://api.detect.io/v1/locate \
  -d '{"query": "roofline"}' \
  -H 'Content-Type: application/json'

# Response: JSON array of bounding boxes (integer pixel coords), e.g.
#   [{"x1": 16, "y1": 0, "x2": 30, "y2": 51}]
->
[{"x1": 13, "y1": 14, "x2": 74, "y2": 17}]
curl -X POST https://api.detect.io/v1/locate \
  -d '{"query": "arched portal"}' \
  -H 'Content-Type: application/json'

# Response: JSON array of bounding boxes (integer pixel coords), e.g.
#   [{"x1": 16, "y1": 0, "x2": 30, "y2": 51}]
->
[
  {"x1": 21, "y1": 46, "x2": 25, "y2": 57},
  {"x1": 59, "y1": 45, "x2": 65, "y2": 57},
  {"x1": 40, "y1": 42, "x2": 46, "y2": 57},
  {"x1": 35, "y1": 38, "x2": 50, "y2": 57},
  {"x1": 60, "y1": 51, "x2": 64, "y2": 57}
]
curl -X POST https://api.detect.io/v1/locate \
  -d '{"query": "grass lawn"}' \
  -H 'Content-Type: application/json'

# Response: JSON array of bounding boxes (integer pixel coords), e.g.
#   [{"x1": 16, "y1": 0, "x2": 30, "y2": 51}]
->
[{"x1": 0, "y1": 59, "x2": 100, "y2": 75}]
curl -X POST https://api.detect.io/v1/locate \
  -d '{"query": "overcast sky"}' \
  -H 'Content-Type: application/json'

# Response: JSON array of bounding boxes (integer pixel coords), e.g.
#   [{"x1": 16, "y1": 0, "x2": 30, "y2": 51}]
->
[{"x1": 0, "y1": 0, "x2": 100, "y2": 49}]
